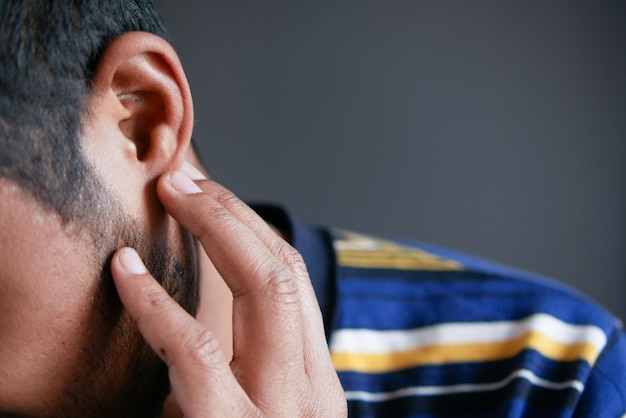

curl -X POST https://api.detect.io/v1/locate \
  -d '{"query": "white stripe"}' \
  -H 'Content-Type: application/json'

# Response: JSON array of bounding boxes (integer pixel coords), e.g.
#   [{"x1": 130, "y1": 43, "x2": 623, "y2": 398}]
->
[
  {"x1": 344, "y1": 368, "x2": 584, "y2": 402},
  {"x1": 330, "y1": 313, "x2": 607, "y2": 355}
]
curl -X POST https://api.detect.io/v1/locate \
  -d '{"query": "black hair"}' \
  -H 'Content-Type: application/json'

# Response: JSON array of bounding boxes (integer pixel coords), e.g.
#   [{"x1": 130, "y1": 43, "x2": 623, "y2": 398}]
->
[{"x1": 0, "y1": 0, "x2": 169, "y2": 223}]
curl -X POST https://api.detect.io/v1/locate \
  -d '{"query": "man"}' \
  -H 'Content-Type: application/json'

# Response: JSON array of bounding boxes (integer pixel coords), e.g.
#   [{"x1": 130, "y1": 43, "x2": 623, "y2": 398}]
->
[
  {"x1": 0, "y1": 1, "x2": 344, "y2": 416},
  {"x1": 0, "y1": 1, "x2": 624, "y2": 417}
]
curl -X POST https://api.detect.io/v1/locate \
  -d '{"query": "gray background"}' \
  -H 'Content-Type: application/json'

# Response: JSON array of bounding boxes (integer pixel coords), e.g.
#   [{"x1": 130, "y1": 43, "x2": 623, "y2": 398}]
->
[{"x1": 157, "y1": 1, "x2": 626, "y2": 323}]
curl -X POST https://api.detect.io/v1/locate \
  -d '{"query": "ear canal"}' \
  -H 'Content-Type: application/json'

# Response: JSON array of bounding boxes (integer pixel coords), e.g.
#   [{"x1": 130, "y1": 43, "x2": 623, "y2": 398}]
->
[{"x1": 118, "y1": 90, "x2": 166, "y2": 160}]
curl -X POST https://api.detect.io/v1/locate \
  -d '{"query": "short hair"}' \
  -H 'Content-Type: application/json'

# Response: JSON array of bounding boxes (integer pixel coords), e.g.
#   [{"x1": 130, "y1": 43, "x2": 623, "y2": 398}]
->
[{"x1": 0, "y1": 0, "x2": 169, "y2": 223}]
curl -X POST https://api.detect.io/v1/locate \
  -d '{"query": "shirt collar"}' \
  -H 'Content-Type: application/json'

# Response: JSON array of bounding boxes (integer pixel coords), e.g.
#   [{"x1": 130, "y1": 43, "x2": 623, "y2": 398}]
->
[{"x1": 248, "y1": 203, "x2": 335, "y2": 335}]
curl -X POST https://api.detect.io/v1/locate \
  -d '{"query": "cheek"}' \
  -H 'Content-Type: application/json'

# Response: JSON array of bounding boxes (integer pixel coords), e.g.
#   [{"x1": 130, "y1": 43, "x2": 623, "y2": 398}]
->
[
  {"x1": 0, "y1": 286, "x2": 100, "y2": 413},
  {"x1": 0, "y1": 234, "x2": 100, "y2": 413}
]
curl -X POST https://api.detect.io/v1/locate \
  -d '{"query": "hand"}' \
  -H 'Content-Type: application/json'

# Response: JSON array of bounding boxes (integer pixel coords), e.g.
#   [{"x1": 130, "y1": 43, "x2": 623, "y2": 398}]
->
[{"x1": 110, "y1": 166, "x2": 347, "y2": 417}]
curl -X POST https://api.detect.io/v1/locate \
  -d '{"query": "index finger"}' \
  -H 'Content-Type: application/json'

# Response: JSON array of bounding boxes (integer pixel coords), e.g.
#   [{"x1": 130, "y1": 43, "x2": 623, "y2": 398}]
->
[
  {"x1": 177, "y1": 177, "x2": 334, "y2": 380},
  {"x1": 156, "y1": 171, "x2": 307, "y2": 403}
]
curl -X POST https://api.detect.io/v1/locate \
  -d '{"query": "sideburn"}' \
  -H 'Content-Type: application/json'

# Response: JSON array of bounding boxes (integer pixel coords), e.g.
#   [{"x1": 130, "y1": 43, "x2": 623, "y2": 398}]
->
[{"x1": 54, "y1": 188, "x2": 199, "y2": 417}]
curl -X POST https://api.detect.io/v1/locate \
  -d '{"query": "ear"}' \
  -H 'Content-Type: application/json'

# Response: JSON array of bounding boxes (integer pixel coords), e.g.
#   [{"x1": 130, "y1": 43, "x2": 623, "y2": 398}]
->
[{"x1": 88, "y1": 31, "x2": 193, "y2": 177}]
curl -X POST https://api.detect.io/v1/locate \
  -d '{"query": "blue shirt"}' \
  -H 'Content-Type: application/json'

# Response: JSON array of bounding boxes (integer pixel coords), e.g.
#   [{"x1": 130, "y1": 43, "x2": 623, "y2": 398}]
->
[{"x1": 252, "y1": 204, "x2": 626, "y2": 417}]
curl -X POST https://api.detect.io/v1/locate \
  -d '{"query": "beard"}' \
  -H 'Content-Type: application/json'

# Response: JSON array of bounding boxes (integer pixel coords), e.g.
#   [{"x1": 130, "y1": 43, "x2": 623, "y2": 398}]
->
[{"x1": 46, "y1": 189, "x2": 200, "y2": 418}]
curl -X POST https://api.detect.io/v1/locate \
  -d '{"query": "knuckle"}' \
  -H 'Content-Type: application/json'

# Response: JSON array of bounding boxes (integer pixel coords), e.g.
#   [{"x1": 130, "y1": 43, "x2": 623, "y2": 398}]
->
[
  {"x1": 193, "y1": 202, "x2": 233, "y2": 241},
  {"x1": 133, "y1": 286, "x2": 176, "y2": 325},
  {"x1": 205, "y1": 201, "x2": 233, "y2": 224},
  {"x1": 266, "y1": 240, "x2": 309, "y2": 277},
  {"x1": 284, "y1": 249, "x2": 308, "y2": 277},
  {"x1": 181, "y1": 327, "x2": 223, "y2": 366},
  {"x1": 264, "y1": 265, "x2": 300, "y2": 307},
  {"x1": 278, "y1": 245, "x2": 307, "y2": 270},
  {"x1": 211, "y1": 185, "x2": 241, "y2": 207},
  {"x1": 202, "y1": 181, "x2": 243, "y2": 210},
  {"x1": 144, "y1": 287, "x2": 169, "y2": 307}
]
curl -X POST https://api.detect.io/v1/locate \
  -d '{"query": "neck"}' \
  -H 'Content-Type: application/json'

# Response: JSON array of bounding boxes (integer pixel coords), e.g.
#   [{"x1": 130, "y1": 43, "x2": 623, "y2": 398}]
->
[{"x1": 196, "y1": 250, "x2": 234, "y2": 359}]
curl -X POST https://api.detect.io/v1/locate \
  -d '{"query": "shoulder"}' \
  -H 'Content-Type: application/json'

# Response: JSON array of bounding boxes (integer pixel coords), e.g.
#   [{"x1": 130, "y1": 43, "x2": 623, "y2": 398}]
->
[
  {"x1": 326, "y1": 229, "x2": 626, "y2": 416},
  {"x1": 328, "y1": 228, "x2": 618, "y2": 329}
]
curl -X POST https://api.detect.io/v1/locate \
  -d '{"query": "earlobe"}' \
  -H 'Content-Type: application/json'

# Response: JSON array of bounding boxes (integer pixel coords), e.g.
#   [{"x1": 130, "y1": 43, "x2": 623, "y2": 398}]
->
[{"x1": 90, "y1": 32, "x2": 193, "y2": 175}]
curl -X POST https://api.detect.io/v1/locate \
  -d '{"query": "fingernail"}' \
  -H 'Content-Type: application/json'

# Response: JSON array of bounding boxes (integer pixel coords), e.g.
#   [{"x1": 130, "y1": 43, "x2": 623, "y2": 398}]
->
[
  {"x1": 181, "y1": 161, "x2": 206, "y2": 180},
  {"x1": 119, "y1": 248, "x2": 148, "y2": 275},
  {"x1": 170, "y1": 170, "x2": 203, "y2": 194}
]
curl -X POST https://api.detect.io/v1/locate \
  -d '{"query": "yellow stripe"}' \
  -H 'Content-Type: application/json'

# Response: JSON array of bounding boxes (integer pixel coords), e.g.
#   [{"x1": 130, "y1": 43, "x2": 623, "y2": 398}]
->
[
  {"x1": 339, "y1": 251, "x2": 456, "y2": 259},
  {"x1": 331, "y1": 330, "x2": 601, "y2": 373},
  {"x1": 338, "y1": 254, "x2": 462, "y2": 270},
  {"x1": 334, "y1": 231, "x2": 463, "y2": 271}
]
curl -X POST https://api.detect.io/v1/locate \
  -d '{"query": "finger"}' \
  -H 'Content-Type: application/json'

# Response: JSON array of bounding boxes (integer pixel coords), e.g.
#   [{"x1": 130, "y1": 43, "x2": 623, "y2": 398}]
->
[
  {"x1": 180, "y1": 161, "x2": 327, "y2": 352},
  {"x1": 189, "y1": 180, "x2": 335, "y2": 380},
  {"x1": 169, "y1": 167, "x2": 336, "y2": 386},
  {"x1": 111, "y1": 247, "x2": 251, "y2": 417},
  {"x1": 199, "y1": 183, "x2": 345, "y2": 408},
  {"x1": 156, "y1": 172, "x2": 305, "y2": 404}
]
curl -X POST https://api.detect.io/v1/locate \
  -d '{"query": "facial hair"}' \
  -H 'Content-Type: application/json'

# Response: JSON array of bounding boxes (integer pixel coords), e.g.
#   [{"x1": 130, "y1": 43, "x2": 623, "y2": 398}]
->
[{"x1": 46, "y1": 194, "x2": 200, "y2": 418}]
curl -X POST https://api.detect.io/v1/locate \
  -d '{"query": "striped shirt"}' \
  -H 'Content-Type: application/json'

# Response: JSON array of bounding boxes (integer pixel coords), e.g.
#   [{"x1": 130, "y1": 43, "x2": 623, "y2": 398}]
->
[{"x1": 253, "y1": 205, "x2": 626, "y2": 417}]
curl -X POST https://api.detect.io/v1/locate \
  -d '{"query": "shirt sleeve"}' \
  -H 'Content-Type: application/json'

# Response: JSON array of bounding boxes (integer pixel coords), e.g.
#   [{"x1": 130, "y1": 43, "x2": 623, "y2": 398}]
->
[{"x1": 574, "y1": 327, "x2": 626, "y2": 417}]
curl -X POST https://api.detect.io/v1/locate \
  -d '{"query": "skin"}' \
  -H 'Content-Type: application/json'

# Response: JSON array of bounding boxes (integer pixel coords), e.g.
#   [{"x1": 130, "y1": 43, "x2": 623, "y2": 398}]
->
[
  {"x1": 0, "y1": 178, "x2": 189, "y2": 417},
  {"x1": 0, "y1": 30, "x2": 346, "y2": 416},
  {"x1": 183, "y1": 151, "x2": 234, "y2": 362},
  {"x1": 0, "y1": 181, "x2": 101, "y2": 414},
  {"x1": 113, "y1": 170, "x2": 347, "y2": 417},
  {"x1": 0, "y1": 32, "x2": 196, "y2": 416}
]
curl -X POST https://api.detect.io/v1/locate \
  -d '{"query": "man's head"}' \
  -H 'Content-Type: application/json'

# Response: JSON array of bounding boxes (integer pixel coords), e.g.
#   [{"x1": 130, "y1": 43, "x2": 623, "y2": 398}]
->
[{"x1": 0, "y1": 1, "x2": 199, "y2": 416}]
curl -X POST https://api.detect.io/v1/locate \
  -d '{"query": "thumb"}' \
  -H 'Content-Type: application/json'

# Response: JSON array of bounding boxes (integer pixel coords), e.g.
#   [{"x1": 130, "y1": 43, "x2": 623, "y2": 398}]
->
[{"x1": 110, "y1": 247, "x2": 246, "y2": 416}]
